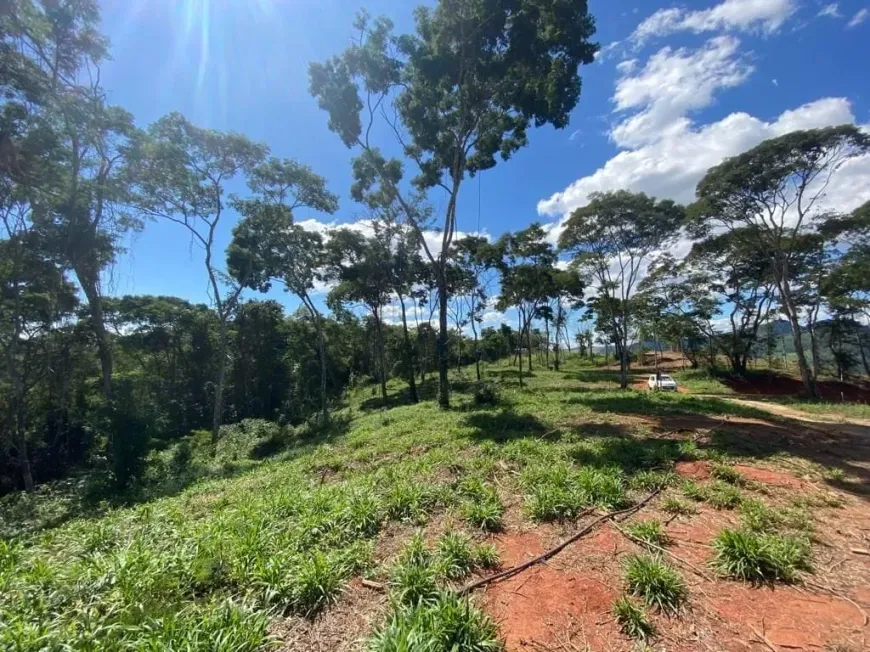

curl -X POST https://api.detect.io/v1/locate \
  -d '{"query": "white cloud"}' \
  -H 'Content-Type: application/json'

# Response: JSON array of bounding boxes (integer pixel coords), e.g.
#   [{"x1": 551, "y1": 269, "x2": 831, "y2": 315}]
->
[
  {"x1": 631, "y1": 0, "x2": 797, "y2": 44},
  {"x1": 537, "y1": 97, "x2": 862, "y2": 222},
  {"x1": 569, "y1": 128, "x2": 583, "y2": 141},
  {"x1": 848, "y1": 8, "x2": 869, "y2": 27},
  {"x1": 818, "y1": 3, "x2": 841, "y2": 18},
  {"x1": 611, "y1": 36, "x2": 752, "y2": 148},
  {"x1": 615, "y1": 58, "x2": 639, "y2": 75},
  {"x1": 772, "y1": 78, "x2": 779, "y2": 86}
]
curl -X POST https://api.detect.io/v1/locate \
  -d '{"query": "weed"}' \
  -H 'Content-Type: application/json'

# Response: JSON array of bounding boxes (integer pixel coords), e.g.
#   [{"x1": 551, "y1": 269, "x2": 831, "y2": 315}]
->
[
  {"x1": 713, "y1": 529, "x2": 812, "y2": 582},
  {"x1": 739, "y1": 499, "x2": 780, "y2": 533},
  {"x1": 474, "y1": 544, "x2": 501, "y2": 570},
  {"x1": 711, "y1": 464, "x2": 745, "y2": 486},
  {"x1": 706, "y1": 482, "x2": 743, "y2": 509},
  {"x1": 437, "y1": 532, "x2": 476, "y2": 580},
  {"x1": 630, "y1": 470, "x2": 677, "y2": 491},
  {"x1": 681, "y1": 480, "x2": 708, "y2": 502},
  {"x1": 390, "y1": 557, "x2": 439, "y2": 606},
  {"x1": 626, "y1": 520, "x2": 670, "y2": 548},
  {"x1": 292, "y1": 551, "x2": 346, "y2": 615},
  {"x1": 661, "y1": 497, "x2": 696, "y2": 515},
  {"x1": 368, "y1": 591, "x2": 502, "y2": 652},
  {"x1": 613, "y1": 596, "x2": 656, "y2": 639},
  {"x1": 624, "y1": 555, "x2": 687, "y2": 613}
]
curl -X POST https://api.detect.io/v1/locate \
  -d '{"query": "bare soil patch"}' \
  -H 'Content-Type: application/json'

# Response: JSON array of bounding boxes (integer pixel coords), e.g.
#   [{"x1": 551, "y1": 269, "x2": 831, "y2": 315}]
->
[{"x1": 722, "y1": 371, "x2": 870, "y2": 402}]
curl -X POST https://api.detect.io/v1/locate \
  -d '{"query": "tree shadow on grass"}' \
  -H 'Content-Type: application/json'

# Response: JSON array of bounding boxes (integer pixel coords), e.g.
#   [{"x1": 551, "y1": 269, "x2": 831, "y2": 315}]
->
[
  {"x1": 463, "y1": 409, "x2": 548, "y2": 442},
  {"x1": 564, "y1": 391, "x2": 771, "y2": 419},
  {"x1": 485, "y1": 368, "x2": 536, "y2": 380},
  {"x1": 0, "y1": 414, "x2": 355, "y2": 539},
  {"x1": 357, "y1": 379, "x2": 439, "y2": 411}
]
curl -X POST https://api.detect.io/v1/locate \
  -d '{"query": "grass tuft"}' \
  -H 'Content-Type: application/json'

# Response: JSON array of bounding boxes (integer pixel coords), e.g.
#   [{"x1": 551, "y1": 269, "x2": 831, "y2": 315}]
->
[
  {"x1": 661, "y1": 497, "x2": 696, "y2": 515},
  {"x1": 625, "y1": 520, "x2": 670, "y2": 548},
  {"x1": 713, "y1": 529, "x2": 811, "y2": 583},
  {"x1": 437, "y1": 532, "x2": 476, "y2": 580},
  {"x1": 624, "y1": 554, "x2": 687, "y2": 613},
  {"x1": 613, "y1": 595, "x2": 656, "y2": 640},
  {"x1": 368, "y1": 592, "x2": 503, "y2": 652}
]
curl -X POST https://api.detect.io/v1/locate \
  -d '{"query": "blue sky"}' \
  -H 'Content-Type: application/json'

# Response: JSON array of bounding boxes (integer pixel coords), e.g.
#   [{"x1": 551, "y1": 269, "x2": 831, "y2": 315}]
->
[{"x1": 100, "y1": 0, "x2": 870, "y2": 323}]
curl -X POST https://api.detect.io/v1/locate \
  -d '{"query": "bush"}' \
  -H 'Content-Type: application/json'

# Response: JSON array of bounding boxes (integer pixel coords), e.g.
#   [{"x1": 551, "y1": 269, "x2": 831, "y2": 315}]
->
[
  {"x1": 624, "y1": 555, "x2": 687, "y2": 613},
  {"x1": 473, "y1": 382, "x2": 501, "y2": 406},
  {"x1": 712, "y1": 529, "x2": 812, "y2": 583}
]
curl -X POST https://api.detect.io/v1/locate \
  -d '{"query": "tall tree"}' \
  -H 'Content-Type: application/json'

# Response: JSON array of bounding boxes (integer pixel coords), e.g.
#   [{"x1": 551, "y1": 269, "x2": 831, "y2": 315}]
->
[
  {"x1": 309, "y1": 0, "x2": 598, "y2": 407},
  {"x1": 692, "y1": 126, "x2": 870, "y2": 397},
  {"x1": 559, "y1": 191, "x2": 684, "y2": 388},
  {"x1": 134, "y1": 113, "x2": 268, "y2": 442},
  {"x1": 325, "y1": 229, "x2": 394, "y2": 403},
  {"x1": 496, "y1": 223, "x2": 558, "y2": 386},
  {"x1": 227, "y1": 158, "x2": 338, "y2": 423}
]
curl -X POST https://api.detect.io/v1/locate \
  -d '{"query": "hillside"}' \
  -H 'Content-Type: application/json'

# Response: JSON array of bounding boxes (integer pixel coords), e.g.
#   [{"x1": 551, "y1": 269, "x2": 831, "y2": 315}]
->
[{"x1": 2, "y1": 358, "x2": 869, "y2": 651}]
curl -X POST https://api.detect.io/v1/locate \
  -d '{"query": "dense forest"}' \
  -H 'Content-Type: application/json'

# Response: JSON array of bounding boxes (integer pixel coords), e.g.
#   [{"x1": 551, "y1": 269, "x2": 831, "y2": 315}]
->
[{"x1": 2, "y1": 0, "x2": 869, "y2": 499}]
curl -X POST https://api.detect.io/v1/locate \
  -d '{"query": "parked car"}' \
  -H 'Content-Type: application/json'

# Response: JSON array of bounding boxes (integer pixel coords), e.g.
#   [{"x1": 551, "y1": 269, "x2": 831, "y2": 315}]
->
[{"x1": 648, "y1": 374, "x2": 678, "y2": 391}]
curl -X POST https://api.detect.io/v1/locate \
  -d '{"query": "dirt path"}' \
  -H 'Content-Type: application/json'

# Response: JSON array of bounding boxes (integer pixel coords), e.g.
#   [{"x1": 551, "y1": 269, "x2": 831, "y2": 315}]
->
[{"x1": 711, "y1": 396, "x2": 870, "y2": 429}]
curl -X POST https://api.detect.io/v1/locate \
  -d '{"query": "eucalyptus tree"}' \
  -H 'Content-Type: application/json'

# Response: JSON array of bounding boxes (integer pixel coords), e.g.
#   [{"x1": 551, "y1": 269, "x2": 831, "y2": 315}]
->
[
  {"x1": 227, "y1": 158, "x2": 339, "y2": 423},
  {"x1": 3, "y1": 0, "x2": 141, "y2": 433},
  {"x1": 325, "y1": 229, "x2": 394, "y2": 403},
  {"x1": 134, "y1": 113, "x2": 268, "y2": 442},
  {"x1": 450, "y1": 235, "x2": 500, "y2": 381},
  {"x1": 496, "y1": 223, "x2": 558, "y2": 386},
  {"x1": 692, "y1": 126, "x2": 870, "y2": 397},
  {"x1": 309, "y1": 0, "x2": 598, "y2": 407},
  {"x1": 560, "y1": 191, "x2": 684, "y2": 388},
  {"x1": 550, "y1": 269, "x2": 585, "y2": 371},
  {"x1": 641, "y1": 229, "x2": 778, "y2": 375}
]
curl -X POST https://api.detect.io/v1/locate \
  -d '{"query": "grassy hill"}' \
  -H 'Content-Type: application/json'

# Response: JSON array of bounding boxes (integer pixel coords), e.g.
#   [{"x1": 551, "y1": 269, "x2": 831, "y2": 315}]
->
[{"x1": 2, "y1": 357, "x2": 868, "y2": 651}]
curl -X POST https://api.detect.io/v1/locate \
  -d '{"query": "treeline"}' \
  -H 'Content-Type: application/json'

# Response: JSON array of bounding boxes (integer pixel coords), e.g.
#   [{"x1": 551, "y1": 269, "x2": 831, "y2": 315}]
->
[{"x1": 2, "y1": 0, "x2": 869, "y2": 495}]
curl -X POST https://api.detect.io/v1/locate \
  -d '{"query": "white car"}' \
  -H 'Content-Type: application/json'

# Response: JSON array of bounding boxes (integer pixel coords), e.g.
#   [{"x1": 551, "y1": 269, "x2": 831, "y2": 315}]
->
[{"x1": 648, "y1": 374, "x2": 678, "y2": 391}]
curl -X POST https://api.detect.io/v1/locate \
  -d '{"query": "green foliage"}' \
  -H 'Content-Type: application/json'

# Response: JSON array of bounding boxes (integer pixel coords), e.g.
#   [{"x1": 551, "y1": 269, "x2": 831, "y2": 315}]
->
[
  {"x1": 706, "y1": 481, "x2": 744, "y2": 510},
  {"x1": 625, "y1": 520, "x2": 670, "y2": 548},
  {"x1": 391, "y1": 536, "x2": 440, "y2": 607},
  {"x1": 474, "y1": 544, "x2": 501, "y2": 571},
  {"x1": 437, "y1": 532, "x2": 476, "y2": 580},
  {"x1": 613, "y1": 596, "x2": 656, "y2": 640},
  {"x1": 523, "y1": 462, "x2": 625, "y2": 521},
  {"x1": 711, "y1": 464, "x2": 745, "y2": 486},
  {"x1": 661, "y1": 497, "x2": 696, "y2": 515},
  {"x1": 624, "y1": 555, "x2": 688, "y2": 613},
  {"x1": 473, "y1": 382, "x2": 501, "y2": 406},
  {"x1": 368, "y1": 592, "x2": 502, "y2": 652},
  {"x1": 630, "y1": 470, "x2": 677, "y2": 491},
  {"x1": 713, "y1": 529, "x2": 812, "y2": 583}
]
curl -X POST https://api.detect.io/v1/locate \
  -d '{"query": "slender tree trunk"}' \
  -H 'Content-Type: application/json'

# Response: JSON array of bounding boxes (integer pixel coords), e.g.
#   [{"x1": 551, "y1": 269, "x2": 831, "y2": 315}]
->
[
  {"x1": 6, "y1": 343, "x2": 34, "y2": 492},
  {"x1": 301, "y1": 294, "x2": 329, "y2": 422},
  {"x1": 808, "y1": 318, "x2": 822, "y2": 381},
  {"x1": 859, "y1": 334, "x2": 870, "y2": 377},
  {"x1": 212, "y1": 316, "x2": 229, "y2": 445},
  {"x1": 779, "y1": 283, "x2": 818, "y2": 397},
  {"x1": 437, "y1": 271, "x2": 450, "y2": 408},
  {"x1": 545, "y1": 318, "x2": 551, "y2": 368},
  {"x1": 78, "y1": 278, "x2": 113, "y2": 402},
  {"x1": 526, "y1": 324, "x2": 533, "y2": 372},
  {"x1": 399, "y1": 299, "x2": 419, "y2": 403},
  {"x1": 374, "y1": 309, "x2": 388, "y2": 403}
]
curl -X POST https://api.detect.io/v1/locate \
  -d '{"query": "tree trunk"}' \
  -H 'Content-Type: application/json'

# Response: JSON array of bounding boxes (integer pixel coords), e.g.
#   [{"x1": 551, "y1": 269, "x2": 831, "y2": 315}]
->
[
  {"x1": 779, "y1": 287, "x2": 818, "y2": 398},
  {"x1": 545, "y1": 318, "x2": 551, "y2": 368},
  {"x1": 6, "y1": 343, "x2": 34, "y2": 492},
  {"x1": 301, "y1": 294, "x2": 329, "y2": 422},
  {"x1": 211, "y1": 316, "x2": 229, "y2": 445},
  {"x1": 374, "y1": 310, "x2": 388, "y2": 403},
  {"x1": 859, "y1": 334, "x2": 870, "y2": 377},
  {"x1": 399, "y1": 300, "x2": 419, "y2": 403},
  {"x1": 526, "y1": 325, "x2": 533, "y2": 372},
  {"x1": 78, "y1": 277, "x2": 113, "y2": 403},
  {"x1": 437, "y1": 271, "x2": 450, "y2": 408},
  {"x1": 808, "y1": 323, "x2": 821, "y2": 381}
]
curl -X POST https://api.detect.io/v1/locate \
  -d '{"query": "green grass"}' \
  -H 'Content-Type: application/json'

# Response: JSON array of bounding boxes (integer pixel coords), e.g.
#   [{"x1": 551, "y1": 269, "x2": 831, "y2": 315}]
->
[
  {"x1": 625, "y1": 519, "x2": 670, "y2": 548},
  {"x1": 613, "y1": 595, "x2": 656, "y2": 639},
  {"x1": 661, "y1": 497, "x2": 696, "y2": 515},
  {"x1": 672, "y1": 369, "x2": 735, "y2": 395},
  {"x1": 712, "y1": 529, "x2": 812, "y2": 583},
  {"x1": 624, "y1": 554, "x2": 688, "y2": 613},
  {"x1": 0, "y1": 358, "x2": 836, "y2": 650},
  {"x1": 765, "y1": 397, "x2": 870, "y2": 419}
]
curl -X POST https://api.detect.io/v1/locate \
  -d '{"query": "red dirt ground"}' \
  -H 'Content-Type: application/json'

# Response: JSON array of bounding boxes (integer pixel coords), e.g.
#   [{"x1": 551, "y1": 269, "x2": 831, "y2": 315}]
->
[
  {"x1": 478, "y1": 463, "x2": 870, "y2": 652},
  {"x1": 721, "y1": 371, "x2": 870, "y2": 401},
  {"x1": 675, "y1": 460, "x2": 712, "y2": 480}
]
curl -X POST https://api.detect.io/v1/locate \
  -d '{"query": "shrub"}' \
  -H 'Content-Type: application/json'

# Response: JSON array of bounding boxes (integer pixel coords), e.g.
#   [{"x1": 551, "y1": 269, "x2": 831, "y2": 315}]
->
[
  {"x1": 613, "y1": 596, "x2": 655, "y2": 639},
  {"x1": 473, "y1": 383, "x2": 501, "y2": 406},
  {"x1": 624, "y1": 555, "x2": 687, "y2": 613},
  {"x1": 712, "y1": 529, "x2": 812, "y2": 583}
]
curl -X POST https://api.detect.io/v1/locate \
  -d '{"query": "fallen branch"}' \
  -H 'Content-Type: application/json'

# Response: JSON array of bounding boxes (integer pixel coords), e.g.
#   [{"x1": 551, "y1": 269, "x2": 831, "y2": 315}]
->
[
  {"x1": 458, "y1": 489, "x2": 661, "y2": 596},
  {"x1": 748, "y1": 623, "x2": 778, "y2": 652},
  {"x1": 361, "y1": 579, "x2": 386, "y2": 592}
]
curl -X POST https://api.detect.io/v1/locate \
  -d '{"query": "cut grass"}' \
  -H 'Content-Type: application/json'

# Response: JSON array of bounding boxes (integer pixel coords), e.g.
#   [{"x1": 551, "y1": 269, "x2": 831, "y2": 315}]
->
[
  {"x1": 624, "y1": 554, "x2": 688, "y2": 613},
  {"x1": 712, "y1": 528, "x2": 812, "y2": 583},
  {"x1": 613, "y1": 595, "x2": 656, "y2": 640}
]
